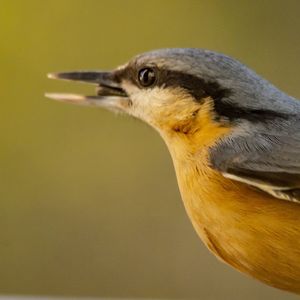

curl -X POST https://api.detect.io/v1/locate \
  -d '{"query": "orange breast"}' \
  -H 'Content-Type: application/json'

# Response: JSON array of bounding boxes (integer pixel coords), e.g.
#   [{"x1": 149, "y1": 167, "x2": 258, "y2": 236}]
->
[{"x1": 161, "y1": 103, "x2": 300, "y2": 294}]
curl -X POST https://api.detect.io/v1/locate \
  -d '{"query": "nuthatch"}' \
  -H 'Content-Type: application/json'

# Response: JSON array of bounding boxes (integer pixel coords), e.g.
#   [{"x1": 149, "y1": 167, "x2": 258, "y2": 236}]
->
[{"x1": 46, "y1": 48, "x2": 300, "y2": 294}]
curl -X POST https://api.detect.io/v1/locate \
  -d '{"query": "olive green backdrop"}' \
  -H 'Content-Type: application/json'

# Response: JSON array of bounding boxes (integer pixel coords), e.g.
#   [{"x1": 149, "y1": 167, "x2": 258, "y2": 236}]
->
[{"x1": 1, "y1": 1, "x2": 300, "y2": 299}]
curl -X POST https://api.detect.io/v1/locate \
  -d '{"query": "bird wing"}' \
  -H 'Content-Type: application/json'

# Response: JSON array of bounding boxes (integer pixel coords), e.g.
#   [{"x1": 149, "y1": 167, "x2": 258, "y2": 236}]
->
[{"x1": 209, "y1": 122, "x2": 300, "y2": 203}]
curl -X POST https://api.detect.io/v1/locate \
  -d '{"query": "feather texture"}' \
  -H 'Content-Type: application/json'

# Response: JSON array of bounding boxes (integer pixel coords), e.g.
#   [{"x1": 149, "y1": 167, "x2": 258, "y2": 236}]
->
[{"x1": 210, "y1": 117, "x2": 300, "y2": 202}]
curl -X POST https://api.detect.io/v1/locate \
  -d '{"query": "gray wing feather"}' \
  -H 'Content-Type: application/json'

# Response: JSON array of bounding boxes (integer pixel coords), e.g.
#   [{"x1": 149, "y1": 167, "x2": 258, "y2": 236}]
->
[{"x1": 210, "y1": 118, "x2": 300, "y2": 202}]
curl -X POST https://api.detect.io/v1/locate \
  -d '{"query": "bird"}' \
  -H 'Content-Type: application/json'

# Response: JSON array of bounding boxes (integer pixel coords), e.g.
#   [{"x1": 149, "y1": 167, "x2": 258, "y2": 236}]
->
[{"x1": 46, "y1": 48, "x2": 300, "y2": 294}]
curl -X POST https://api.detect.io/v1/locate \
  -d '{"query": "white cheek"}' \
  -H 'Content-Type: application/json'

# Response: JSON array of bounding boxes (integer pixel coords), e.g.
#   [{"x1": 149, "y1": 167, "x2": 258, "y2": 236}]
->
[{"x1": 123, "y1": 82, "x2": 171, "y2": 122}]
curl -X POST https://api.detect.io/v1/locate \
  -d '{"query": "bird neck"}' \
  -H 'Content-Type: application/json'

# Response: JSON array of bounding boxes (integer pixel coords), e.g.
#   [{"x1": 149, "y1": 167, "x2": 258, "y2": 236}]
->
[
  {"x1": 160, "y1": 107, "x2": 247, "y2": 264},
  {"x1": 160, "y1": 100, "x2": 231, "y2": 162},
  {"x1": 161, "y1": 104, "x2": 233, "y2": 236}
]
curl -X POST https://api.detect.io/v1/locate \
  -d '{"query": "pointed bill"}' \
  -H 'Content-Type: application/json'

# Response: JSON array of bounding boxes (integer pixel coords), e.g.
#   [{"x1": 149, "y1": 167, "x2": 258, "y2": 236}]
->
[{"x1": 46, "y1": 70, "x2": 129, "y2": 111}]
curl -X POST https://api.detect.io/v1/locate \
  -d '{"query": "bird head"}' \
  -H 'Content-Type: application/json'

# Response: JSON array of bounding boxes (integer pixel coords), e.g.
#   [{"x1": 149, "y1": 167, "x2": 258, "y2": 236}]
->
[{"x1": 46, "y1": 48, "x2": 291, "y2": 143}]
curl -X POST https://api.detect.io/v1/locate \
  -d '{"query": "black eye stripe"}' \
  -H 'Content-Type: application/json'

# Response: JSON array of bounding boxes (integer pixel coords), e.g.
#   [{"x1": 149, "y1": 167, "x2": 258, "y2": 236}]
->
[
  {"x1": 157, "y1": 69, "x2": 229, "y2": 101},
  {"x1": 116, "y1": 66, "x2": 229, "y2": 100}
]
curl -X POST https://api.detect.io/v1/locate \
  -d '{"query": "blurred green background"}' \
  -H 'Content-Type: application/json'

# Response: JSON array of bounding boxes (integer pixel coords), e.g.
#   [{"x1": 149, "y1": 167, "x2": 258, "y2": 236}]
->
[{"x1": 1, "y1": 0, "x2": 300, "y2": 299}]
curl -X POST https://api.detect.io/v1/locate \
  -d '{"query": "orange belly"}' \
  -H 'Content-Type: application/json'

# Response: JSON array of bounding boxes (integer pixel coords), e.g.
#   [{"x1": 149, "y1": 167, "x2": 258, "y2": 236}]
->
[{"x1": 172, "y1": 153, "x2": 300, "y2": 294}]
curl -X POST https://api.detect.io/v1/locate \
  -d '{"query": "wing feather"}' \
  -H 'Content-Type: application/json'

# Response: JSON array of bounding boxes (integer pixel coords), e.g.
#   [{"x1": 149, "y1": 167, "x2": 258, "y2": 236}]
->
[{"x1": 210, "y1": 119, "x2": 300, "y2": 202}]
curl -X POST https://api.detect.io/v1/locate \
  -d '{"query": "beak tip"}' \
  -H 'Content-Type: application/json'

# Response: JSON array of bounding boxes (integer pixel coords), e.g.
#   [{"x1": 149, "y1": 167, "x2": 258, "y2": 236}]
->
[
  {"x1": 44, "y1": 92, "x2": 64, "y2": 101},
  {"x1": 47, "y1": 73, "x2": 58, "y2": 79},
  {"x1": 44, "y1": 92, "x2": 58, "y2": 100}
]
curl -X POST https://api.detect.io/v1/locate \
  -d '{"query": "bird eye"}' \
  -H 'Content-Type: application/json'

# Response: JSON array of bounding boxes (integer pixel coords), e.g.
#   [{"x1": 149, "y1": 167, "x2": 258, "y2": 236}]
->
[{"x1": 138, "y1": 67, "x2": 156, "y2": 87}]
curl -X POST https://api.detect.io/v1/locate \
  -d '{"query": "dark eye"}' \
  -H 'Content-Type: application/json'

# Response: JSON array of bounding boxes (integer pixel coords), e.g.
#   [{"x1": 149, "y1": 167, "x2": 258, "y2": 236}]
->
[{"x1": 138, "y1": 67, "x2": 156, "y2": 87}]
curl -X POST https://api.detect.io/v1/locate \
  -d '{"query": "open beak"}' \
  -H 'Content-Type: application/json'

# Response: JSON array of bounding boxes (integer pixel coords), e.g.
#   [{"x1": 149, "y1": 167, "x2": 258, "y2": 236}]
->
[{"x1": 45, "y1": 71, "x2": 129, "y2": 110}]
